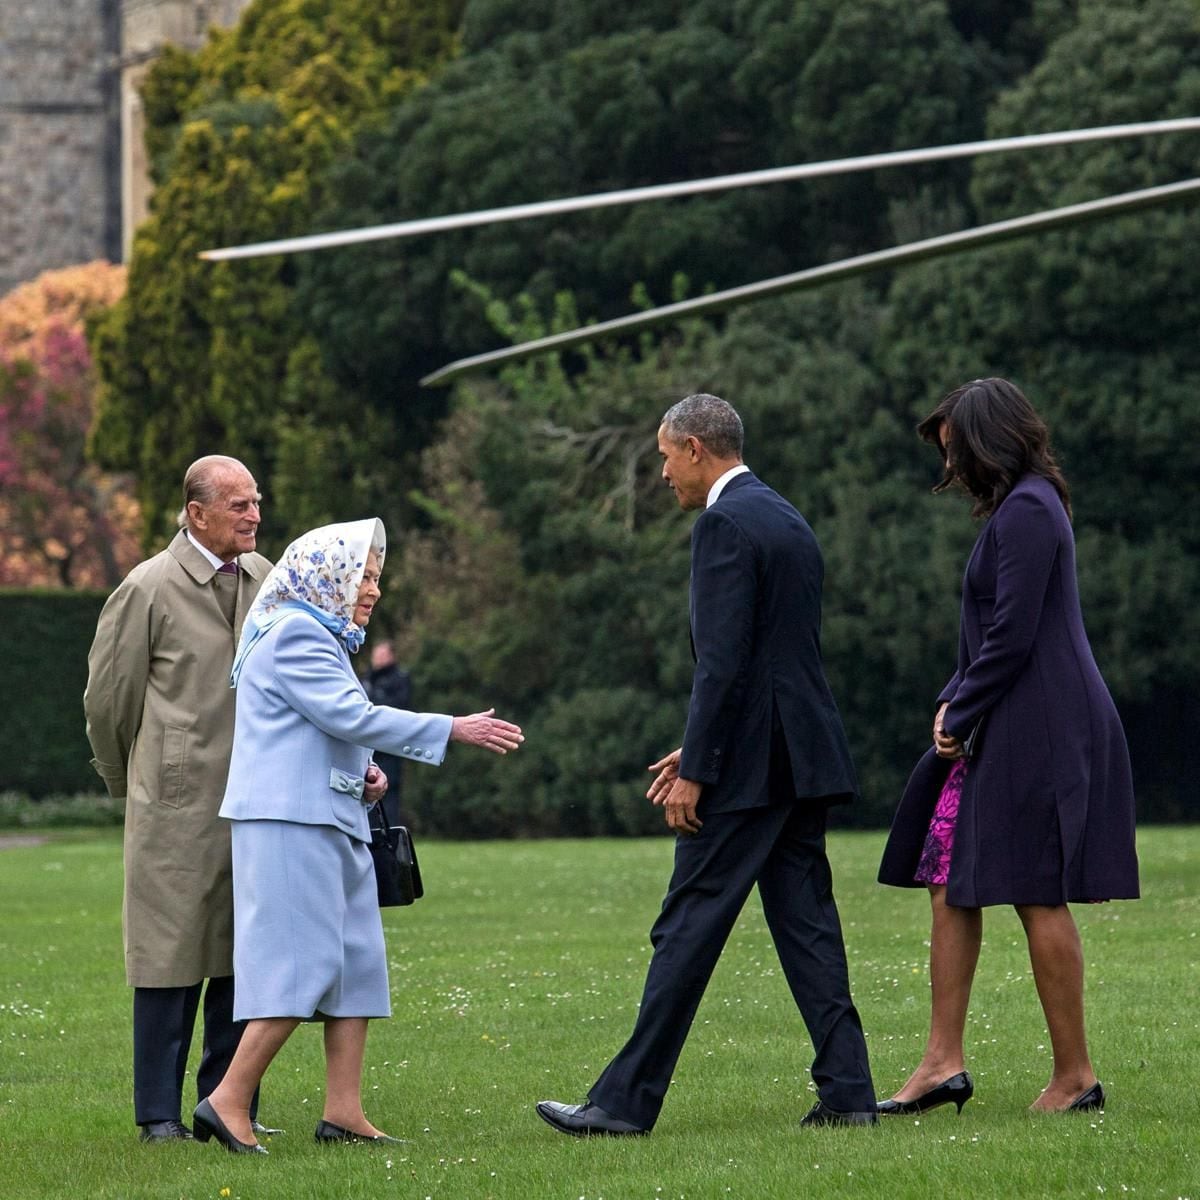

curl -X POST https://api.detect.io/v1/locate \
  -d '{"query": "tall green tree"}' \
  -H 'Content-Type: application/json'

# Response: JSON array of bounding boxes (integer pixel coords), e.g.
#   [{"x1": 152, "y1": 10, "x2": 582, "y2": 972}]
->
[
  {"x1": 384, "y1": 291, "x2": 716, "y2": 836},
  {"x1": 387, "y1": 281, "x2": 970, "y2": 834},
  {"x1": 878, "y1": 0, "x2": 1200, "y2": 814},
  {"x1": 301, "y1": 0, "x2": 991, "y2": 393},
  {"x1": 83, "y1": 0, "x2": 1200, "y2": 825},
  {"x1": 394, "y1": 0, "x2": 1200, "y2": 830},
  {"x1": 89, "y1": 0, "x2": 464, "y2": 548}
]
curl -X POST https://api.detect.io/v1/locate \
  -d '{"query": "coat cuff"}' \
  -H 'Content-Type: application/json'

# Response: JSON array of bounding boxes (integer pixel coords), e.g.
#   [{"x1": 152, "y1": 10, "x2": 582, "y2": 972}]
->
[
  {"x1": 90, "y1": 757, "x2": 127, "y2": 800},
  {"x1": 679, "y1": 743, "x2": 721, "y2": 785}
]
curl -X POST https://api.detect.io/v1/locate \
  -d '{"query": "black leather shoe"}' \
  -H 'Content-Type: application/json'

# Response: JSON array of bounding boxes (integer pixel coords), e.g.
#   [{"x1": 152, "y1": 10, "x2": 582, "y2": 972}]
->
[
  {"x1": 314, "y1": 1119, "x2": 408, "y2": 1145},
  {"x1": 800, "y1": 1101, "x2": 879, "y2": 1127},
  {"x1": 536, "y1": 1100, "x2": 649, "y2": 1138},
  {"x1": 1067, "y1": 1081, "x2": 1105, "y2": 1112},
  {"x1": 877, "y1": 1070, "x2": 974, "y2": 1116},
  {"x1": 192, "y1": 1098, "x2": 268, "y2": 1154},
  {"x1": 138, "y1": 1119, "x2": 194, "y2": 1143},
  {"x1": 251, "y1": 1119, "x2": 284, "y2": 1136}
]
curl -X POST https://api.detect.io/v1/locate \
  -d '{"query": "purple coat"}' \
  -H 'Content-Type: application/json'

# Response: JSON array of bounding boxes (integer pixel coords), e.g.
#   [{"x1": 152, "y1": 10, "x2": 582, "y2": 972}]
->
[{"x1": 878, "y1": 475, "x2": 1139, "y2": 906}]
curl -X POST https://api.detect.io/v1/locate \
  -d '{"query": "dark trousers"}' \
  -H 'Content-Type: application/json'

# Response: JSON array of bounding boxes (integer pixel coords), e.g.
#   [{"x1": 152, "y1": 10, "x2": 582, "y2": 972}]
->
[
  {"x1": 589, "y1": 801, "x2": 874, "y2": 1129},
  {"x1": 132, "y1": 976, "x2": 256, "y2": 1125}
]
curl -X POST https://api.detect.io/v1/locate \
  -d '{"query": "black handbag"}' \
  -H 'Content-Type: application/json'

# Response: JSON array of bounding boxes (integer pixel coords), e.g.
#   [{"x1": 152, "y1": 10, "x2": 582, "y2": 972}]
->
[
  {"x1": 368, "y1": 809, "x2": 423, "y2": 907},
  {"x1": 962, "y1": 711, "x2": 989, "y2": 761}
]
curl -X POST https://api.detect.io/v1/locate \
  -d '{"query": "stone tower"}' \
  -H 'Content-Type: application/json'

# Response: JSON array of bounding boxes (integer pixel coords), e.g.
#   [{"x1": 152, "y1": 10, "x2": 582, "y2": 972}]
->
[
  {"x1": 0, "y1": 0, "x2": 122, "y2": 295},
  {"x1": 0, "y1": 0, "x2": 251, "y2": 296},
  {"x1": 121, "y1": 0, "x2": 253, "y2": 254}
]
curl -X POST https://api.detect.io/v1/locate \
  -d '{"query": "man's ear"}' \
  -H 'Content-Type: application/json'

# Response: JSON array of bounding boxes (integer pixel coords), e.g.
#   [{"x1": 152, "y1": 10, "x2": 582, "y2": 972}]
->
[
  {"x1": 686, "y1": 435, "x2": 704, "y2": 462},
  {"x1": 187, "y1": 500, "x2": 207, "y2": 530}
]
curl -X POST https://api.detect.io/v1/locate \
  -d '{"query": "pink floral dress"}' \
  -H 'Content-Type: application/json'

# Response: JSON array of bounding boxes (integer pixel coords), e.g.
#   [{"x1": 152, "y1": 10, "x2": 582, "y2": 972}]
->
[{"x1": 914, "y1": 759, "x2": 967, "y2": 886}]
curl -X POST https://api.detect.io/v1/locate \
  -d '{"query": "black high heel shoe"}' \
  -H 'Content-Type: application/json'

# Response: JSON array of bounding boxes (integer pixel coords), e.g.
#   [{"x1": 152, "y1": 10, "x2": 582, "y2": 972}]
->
[
  {"x1": 192, "y1": 1098, "x2": 269, "y2": 1154},
  {"x1": 1067, "y1": 1081, "x2": 1105, "y2": 1112},
  {"x1": 314, "y1": 1119, "x2": 408, "y2": 1145},
  {"x1": 877, "y1": 1070, "x2": 974, "y2": 1115}
]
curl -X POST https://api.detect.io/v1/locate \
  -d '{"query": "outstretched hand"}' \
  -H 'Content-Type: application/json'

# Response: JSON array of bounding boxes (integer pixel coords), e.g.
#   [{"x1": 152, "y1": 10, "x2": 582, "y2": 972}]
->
[{"x1": 451, "y1": 708, "x2": 524, "y2": 755}]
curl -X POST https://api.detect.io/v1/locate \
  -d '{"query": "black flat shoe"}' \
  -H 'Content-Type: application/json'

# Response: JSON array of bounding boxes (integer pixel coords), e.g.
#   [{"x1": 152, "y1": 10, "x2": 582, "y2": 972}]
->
[
  {"x1": 877, "y1": 1070, "x2": 974, "y2": 1116},
  {"x1": 314, "y1": 1119, "x2": 408, "y2": 1145},
  {"x1": 1067, "y1": 1081, "x2": 1105, "y2": 1112},
  {"x1": 800, "y1": 1101, "x2": 878, "y2": 1128},
  {"x1": 535, "y1": 1101, "x2": 649, "y2": 1138},
  {"x1": 192, "y1": 1098, "x2": 268, "y2": 1154},
  {"x1": 138, "y1": 1119, "x2": 194, "y2": 1143}
]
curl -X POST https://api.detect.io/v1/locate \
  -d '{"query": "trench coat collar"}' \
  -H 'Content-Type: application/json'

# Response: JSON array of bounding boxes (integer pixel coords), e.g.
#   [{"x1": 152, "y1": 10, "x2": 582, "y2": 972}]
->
[{"x1": 167, "y1": 529, "x2": 269, "y2": 586}]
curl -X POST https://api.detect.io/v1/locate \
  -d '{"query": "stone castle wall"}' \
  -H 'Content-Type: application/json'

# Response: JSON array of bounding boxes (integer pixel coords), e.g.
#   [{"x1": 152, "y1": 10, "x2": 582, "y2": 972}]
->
[
  {"x1": 0, "y1": 0, "x2": 121, "y2": 296},
  {"x1": 0, "y1": 0, "x2": 251, "y2": 298},
  {"x1": 121, "y1": 1, "x2": 253, "y2": 254}
]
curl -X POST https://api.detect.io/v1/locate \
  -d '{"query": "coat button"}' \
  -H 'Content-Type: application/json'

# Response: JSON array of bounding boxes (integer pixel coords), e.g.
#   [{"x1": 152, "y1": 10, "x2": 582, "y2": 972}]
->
[{"x1": 425, "y1": 750, "x2": 433, "y2": 759}]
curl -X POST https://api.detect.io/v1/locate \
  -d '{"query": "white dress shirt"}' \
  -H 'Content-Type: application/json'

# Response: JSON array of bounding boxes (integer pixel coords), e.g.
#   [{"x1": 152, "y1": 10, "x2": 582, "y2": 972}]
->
[
  {"x1": 706, "y1": 463, "x2": 750, "y2": 507},
  {"x1": 185, "y1": 528, "x2": 232, "y2": 570}
]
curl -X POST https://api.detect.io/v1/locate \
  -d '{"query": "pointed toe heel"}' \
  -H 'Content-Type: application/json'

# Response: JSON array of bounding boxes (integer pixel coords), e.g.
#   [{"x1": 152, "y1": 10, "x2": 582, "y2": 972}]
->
[
  {"x1": 192, "y1": 1098, "x2": 268, "y2": 1155},
  {"x1": 1067, "y1": 1081, "x2": 1105, "y2": 1112},
  {"x1": 878, "y1": 1071, "x2": 974, "y2": 1116},
  {"x1": 314, "y1": 1118, "x2": 407, "y2": 1145}
]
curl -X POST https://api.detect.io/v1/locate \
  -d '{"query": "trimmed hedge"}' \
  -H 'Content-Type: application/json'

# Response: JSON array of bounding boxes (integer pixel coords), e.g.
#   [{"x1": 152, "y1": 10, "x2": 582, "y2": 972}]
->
[
  {"x1": 0, "y1": 589, "x2": 109, "y2": 798},
  {"x1": 0, "y1": 790, "x2": 123, "y2": 828},
  {"x1": 1, "y1": 589, "x2": 1192, "y2": 827}
]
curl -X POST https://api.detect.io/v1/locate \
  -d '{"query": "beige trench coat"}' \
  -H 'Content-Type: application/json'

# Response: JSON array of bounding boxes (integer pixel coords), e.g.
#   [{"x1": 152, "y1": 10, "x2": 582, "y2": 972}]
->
[{"x1": 84, "y1": 531, "x2": 272, "y2": 987}]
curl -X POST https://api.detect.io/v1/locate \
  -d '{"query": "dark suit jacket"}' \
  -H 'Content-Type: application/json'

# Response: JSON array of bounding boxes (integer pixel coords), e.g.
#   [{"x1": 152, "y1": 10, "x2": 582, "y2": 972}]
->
[
  {"x1": 879, "y1": 474, "x2": 1139, "y2": 905},
  {"x1": 680, "y1": 472, "x2": 858, "y2": 816},
  {"x1": 366, "y1": 664, "x2": 412, "y2": 711}
]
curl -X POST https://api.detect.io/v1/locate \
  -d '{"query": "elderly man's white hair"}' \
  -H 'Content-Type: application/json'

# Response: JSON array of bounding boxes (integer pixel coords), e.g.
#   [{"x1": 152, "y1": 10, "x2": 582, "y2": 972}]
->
[{"x1": 176, "y1": 455, "x2": 256, "y2": 529}]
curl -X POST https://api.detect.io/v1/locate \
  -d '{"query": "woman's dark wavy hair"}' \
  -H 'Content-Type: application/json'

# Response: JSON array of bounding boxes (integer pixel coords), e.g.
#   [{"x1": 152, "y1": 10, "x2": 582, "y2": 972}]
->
[{"x1": 917, "y1": 377, "x2": 1071, "y2": 519}]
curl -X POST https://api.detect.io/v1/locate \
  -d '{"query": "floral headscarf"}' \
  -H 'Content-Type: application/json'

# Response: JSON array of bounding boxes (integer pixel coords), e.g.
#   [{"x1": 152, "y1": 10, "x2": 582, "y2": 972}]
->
[{"x1": 230, "y1": 518, "x2": 385, "y2": 686}]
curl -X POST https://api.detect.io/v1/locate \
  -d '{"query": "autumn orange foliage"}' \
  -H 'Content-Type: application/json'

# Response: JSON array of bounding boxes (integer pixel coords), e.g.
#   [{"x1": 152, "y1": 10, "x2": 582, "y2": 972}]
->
[{"x1": 0, "y1": 262, "x2": 141, "y2": 588}]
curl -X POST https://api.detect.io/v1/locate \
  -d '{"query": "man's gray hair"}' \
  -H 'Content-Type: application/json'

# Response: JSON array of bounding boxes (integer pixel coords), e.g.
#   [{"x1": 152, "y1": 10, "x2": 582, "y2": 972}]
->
[
  {"x1": 660, "y1": 393, "x2": 744, "y2": 459},
  {"x1": 176, "y1": 455, "x2": 251, "y2": 529}
]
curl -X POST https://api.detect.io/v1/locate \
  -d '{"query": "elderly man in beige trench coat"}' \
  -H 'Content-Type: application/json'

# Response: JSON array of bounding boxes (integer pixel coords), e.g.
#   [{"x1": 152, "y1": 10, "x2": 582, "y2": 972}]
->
[{"x1": 85, "y1": 455, "x2": 274, "y2": 1142}]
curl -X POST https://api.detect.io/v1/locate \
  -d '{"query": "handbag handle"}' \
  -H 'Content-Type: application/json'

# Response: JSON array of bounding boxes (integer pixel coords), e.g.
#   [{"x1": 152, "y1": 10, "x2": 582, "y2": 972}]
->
[{"x1": 367, "y1": 803, "x2": 398, "y2": 851}]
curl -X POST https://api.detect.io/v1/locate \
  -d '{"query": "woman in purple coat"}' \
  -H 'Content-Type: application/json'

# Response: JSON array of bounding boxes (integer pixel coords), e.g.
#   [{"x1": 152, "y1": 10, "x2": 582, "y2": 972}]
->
[{"x1": 877, "y1": 378, "x2": 1138, "y2": 1115}]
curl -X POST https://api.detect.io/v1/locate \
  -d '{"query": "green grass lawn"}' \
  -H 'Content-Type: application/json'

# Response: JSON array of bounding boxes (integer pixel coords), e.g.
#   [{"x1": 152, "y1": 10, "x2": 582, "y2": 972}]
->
[{"x1": 1, "y1": 826, "x2": 1196, "y2": 1199}]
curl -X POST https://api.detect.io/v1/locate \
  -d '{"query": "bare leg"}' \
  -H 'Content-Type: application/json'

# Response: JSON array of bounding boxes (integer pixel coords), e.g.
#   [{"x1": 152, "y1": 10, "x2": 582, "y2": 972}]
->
[
  {"x1": 321, "y1": 1018, "x2": 387, "y2": 1136},
  {"x1": 891, "y1": 885, "x2": 983, "y2": 1101},
  {"x1": 1016, "y1": 904, "x2": 1097, "y2": 1110},
  {"x1": 205, "y1": 1017, "x2": 300, "y2": 1144}
]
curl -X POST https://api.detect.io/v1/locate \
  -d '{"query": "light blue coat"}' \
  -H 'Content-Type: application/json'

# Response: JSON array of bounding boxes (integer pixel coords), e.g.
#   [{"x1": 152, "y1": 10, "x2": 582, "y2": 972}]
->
[{"x1": 220, "y1": 612, "x2": 452, "y2": 842}]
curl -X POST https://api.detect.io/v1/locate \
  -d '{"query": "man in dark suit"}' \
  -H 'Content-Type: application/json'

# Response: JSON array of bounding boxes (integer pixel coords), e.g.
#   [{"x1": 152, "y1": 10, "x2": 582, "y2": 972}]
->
[
  {"x1": 537, "y1": 394, "x2": 876, "y2": 1135},
  {"x1": 364, "y1": 639, "x2": 413, "y2": 827}
]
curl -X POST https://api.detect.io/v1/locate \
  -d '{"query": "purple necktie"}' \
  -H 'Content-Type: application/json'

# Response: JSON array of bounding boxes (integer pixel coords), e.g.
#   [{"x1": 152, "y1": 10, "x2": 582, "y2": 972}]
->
[{"x1": 217, "y1": 561, "x2": 238, "y2": 575}]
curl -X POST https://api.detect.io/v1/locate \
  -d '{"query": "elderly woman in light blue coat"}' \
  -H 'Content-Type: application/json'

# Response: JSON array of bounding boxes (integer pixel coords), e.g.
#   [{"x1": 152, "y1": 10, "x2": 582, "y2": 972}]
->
[{"x1": 193, "y1": 519, "x2": 523, "y2": 1155}]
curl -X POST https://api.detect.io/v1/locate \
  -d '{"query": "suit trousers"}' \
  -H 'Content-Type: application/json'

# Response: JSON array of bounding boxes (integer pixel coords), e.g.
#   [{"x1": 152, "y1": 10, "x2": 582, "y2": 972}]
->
[
  {"x1": 373, "y1": 750, "x2": 406, "y2": 827},
  {"x1": 132, "y1": 976, "x2": 256, "y2": 1125},
  {"x1": 588, "y1": 801, "x2": 874, "y2": 1129}
]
